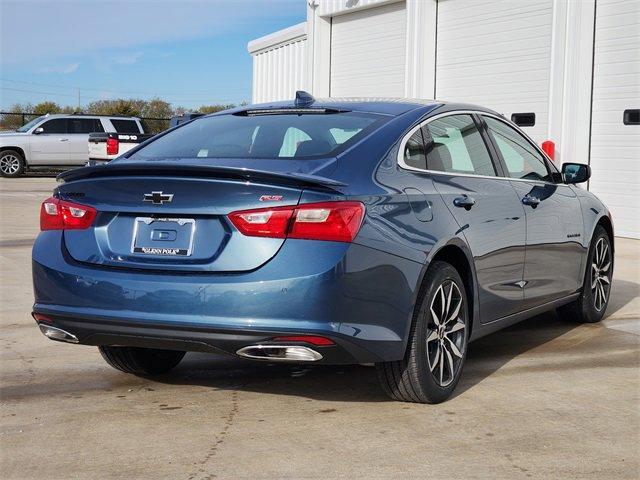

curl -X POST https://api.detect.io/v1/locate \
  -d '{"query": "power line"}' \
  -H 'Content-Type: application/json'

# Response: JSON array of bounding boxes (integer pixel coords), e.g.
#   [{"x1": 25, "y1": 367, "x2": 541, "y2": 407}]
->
[
  {"x1": 0, "y1": 77, "x2": 250, "y2": 97},
  {"x1": 0, "y1": 86, "x2": 245, "y2": 105}
]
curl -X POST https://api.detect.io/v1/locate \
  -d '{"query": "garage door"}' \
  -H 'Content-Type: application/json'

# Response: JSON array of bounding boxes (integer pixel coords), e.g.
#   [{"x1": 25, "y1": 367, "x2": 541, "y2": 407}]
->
[
  {"x1": 589, "y1": 0, "x2": 640, "y2": 239},
  {"x1": 435, "y1": 0, "x2": 553, "y2": 144},
  {"x1": 330, "y1": 1, "x2": 406, "y2": 97}
]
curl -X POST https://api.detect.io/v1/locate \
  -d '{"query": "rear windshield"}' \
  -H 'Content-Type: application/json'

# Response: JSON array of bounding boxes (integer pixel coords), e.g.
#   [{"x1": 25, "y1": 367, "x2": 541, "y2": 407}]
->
[{"x1": 129, "y1": 111, "x2": 385, "y2": 160}]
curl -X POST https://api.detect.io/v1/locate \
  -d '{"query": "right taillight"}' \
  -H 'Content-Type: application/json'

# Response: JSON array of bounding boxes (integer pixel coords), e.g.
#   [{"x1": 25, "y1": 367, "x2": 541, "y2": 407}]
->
[
  {"x1": 106, "y1": 137, "x2": 119, "y2": 156},
  {"x1": 228, "y1": 201, "x2": 365, "y2": 243},
  {"x1": 40, "y1": 197, "x2": 97, "y2": 231}
]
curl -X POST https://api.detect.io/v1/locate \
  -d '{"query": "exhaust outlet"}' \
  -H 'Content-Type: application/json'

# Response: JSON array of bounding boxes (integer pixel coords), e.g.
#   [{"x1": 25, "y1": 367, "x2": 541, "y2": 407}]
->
[
  {"x1": 38, "y1": 324, "x2": 79, "y2": 344},
  {"x1": 236, "y1": 345, "x2": 322, "y2": 362}
]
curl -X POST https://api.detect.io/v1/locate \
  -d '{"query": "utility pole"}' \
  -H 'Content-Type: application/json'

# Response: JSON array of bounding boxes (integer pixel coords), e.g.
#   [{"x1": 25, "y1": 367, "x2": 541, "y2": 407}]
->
[{"x1": 77, "y1": 88, "x2": 81, "y2": 111}]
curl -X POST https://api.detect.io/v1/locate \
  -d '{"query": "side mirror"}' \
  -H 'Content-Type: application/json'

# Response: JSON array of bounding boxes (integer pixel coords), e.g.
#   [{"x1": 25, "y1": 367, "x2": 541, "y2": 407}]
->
[
  {"x1": 562, "y1": 163, "x2": 591, "y2": 184},
  {"x1": 33, "y1": 127, "x2": 44, "y2": 135}
]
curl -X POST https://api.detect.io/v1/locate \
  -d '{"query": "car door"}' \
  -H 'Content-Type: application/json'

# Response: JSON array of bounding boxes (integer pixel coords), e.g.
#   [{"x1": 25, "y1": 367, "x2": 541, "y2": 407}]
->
[
  {"x1": 28, "y1": 118, "x2": 69, "y2": 165},
  {"x1": 67, "y1": 118, "x2": 104, "y2": 164},
  {"x1": 422, "y1": 113, "x2": 527, "y2": 323},
  {"x1": 481, "y1": 115, "x2": 584, "y2": 309}
]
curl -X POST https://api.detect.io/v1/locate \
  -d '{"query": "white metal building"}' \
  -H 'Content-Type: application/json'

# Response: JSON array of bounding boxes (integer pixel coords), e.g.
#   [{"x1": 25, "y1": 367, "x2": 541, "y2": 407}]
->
[{"x1": 247, "y1": 0, "x2": 640, "y2": 238}]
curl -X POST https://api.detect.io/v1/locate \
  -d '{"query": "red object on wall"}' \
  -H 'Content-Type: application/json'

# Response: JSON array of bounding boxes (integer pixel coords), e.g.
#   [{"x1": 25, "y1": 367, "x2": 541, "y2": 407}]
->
[{"x1": 541, "y1": 140, "x2": 555, "y2": 160}]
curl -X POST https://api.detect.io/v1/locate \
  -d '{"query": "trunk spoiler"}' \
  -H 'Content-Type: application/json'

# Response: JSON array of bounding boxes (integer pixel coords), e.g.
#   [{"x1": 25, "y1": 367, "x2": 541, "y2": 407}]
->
[{"x1": 58, "y1": 163, "x2": 347, "y2": 191}]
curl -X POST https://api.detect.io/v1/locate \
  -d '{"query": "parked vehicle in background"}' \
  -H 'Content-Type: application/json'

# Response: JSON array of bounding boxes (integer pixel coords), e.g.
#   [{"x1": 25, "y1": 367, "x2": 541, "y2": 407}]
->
[
  {"x1": 0, "y1": 114, "x2": 145, "y2": 177},
  {"x1": 170, "y1": 112, "x2": 204, "y2": 128},
  {"x1": 88, "y1": 131, "x2": 154, "y2": 166}
]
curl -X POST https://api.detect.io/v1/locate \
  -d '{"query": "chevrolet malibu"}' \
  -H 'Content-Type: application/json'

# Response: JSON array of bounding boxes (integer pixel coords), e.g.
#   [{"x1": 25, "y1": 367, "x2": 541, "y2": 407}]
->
[{"x1": 31, "y1": 93, "x2": 613, "y2": 403}]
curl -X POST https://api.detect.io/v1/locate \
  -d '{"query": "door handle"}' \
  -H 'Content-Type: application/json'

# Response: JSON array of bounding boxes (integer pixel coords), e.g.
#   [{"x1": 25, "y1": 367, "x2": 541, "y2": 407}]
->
[
  {"x1": 59, "y1": 138, "x2": 69, "y2": 142},
  {"x1": 522, "y1": 195, "x2": 541, "y2": 208},
  {"x1": 453, "y1": 195, "x2": 475, "y2": 211}
]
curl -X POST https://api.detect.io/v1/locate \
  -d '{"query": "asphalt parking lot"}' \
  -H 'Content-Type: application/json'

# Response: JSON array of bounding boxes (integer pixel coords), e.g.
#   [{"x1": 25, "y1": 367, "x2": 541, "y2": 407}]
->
[{"x1": 1, "y1": 176, "x2": 638, "y2": 480}]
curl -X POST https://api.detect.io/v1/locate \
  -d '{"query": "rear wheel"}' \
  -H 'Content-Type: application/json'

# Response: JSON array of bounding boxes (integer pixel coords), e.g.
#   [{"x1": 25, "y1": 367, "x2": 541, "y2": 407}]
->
[
  {"x1": 0, "y1": 150, "x2": 25, "y2": 177},
  {"x1": 377, "y1": 261, "x2": 469, "y2": 403},
  {"x1": 557, "y1": 225, "x2": 612, "y2": 323},
  {"x1": 98, "y1": 346, "x2": 185, "y2": 375}
]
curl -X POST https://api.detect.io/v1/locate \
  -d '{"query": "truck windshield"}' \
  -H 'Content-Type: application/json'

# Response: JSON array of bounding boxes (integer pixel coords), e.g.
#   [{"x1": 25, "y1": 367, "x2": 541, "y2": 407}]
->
[
  {"x1": 16, "y1": 116, "x2": 46, "y2": 132},
  {"x1": 128, "y1": 111, "x2": 386, "y2": 160}
]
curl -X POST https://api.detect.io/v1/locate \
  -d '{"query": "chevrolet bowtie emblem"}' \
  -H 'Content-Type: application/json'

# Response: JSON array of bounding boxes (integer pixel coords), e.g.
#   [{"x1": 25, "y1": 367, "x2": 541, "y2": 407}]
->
[{"x1": 143, "y1": 191, "x2": 174, "y2": 205}]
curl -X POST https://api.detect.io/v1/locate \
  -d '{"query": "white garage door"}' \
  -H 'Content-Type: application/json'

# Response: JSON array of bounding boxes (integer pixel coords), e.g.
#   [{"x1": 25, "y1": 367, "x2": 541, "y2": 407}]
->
[
  {"x1": 435, "y1": 0, "x2": 554, "y2": 143},
  {"x1": 330, "y1": 1, "x2": 406, "y2": 97},
  {"x1": 589, "y1": 0, "x2": 640, "y2": 239}
]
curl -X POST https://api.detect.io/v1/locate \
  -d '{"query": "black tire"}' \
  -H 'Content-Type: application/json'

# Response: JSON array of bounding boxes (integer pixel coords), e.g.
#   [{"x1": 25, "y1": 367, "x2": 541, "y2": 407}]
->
[
  {"x1": 377, "y1": 261, "x2": 470, "y2": 403},
  {"x1": 98, "y1": 346, "x2": 185, "y2": 375},
  {"x1": 557, "y1": 225, "x2": 613, "y2": 323},
  {"x1": 0, "y1": 149, "x2": 25, "y2": 177}
]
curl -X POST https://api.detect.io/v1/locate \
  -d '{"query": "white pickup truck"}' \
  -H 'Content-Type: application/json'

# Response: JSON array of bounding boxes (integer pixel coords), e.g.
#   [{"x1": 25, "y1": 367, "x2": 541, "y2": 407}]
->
[
  {"x1": 0, "y1": 114, "x2": 146, "y2": 177},
  {"x1": 87, "y1": 131, "x2": 153, "y2": 165}
]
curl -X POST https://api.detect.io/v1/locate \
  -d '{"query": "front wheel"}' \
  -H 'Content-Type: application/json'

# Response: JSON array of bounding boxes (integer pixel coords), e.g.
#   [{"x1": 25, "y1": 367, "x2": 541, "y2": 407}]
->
[
  {"x1": 99, "y1": 346, "x2": 185, "y2": 375},
  {"x1": 557, "y1": 225, "x2": 613, "y2": 323},
  {"x1": 377, "y1": 261, "x2": 469, "y2": 403}
]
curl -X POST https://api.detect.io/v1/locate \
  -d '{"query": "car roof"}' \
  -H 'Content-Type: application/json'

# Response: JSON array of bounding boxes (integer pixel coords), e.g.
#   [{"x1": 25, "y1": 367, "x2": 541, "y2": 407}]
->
[
  {"x1": 39, "y1": 114, "x2": 140, "y2": 120},
  {"x1": 226, "y1": 97, "x2": 501, "y2": 117}
]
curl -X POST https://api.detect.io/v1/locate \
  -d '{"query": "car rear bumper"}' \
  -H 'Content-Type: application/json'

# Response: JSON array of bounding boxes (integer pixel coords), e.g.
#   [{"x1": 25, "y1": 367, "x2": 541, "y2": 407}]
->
[
  {"x1": 32, "y1": 232, "x2": 423, "y2": 363},
  {"x1": 32, "y1": 312, "x2": 377, "y2": 364}
]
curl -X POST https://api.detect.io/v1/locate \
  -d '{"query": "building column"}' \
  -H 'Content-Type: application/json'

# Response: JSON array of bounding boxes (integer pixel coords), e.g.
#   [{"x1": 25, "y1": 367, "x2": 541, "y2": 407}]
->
[
  {"x1": 306, "y1": 0, "x2": 331, "y2": 97},
  {"x1": 404, "y1": 0, "x2": 438, "y2": 99},
  {"x1": 548, "y1": 0, "x2": 596, "y2": 165}
]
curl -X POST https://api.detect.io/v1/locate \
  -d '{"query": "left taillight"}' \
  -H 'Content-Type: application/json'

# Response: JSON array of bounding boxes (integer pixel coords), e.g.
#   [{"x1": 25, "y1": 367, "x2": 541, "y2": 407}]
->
[
  {"x1": 40, "y1": 197, "x2": 97, "y2": 231},
  {"x1": 228, "y1": 201, "x2": 365, "y2": 243},
  {"x1": 106, "y1": 136, "x2": 119, "y2": 156}
]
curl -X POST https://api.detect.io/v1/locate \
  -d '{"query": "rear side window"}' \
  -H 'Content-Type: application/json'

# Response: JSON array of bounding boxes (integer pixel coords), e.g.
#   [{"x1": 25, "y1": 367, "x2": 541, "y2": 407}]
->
[
  {"x1": 403, "y1": 128, "x2": 426, "y2": 169},
  {"x1": 423, "y1": 114, "x2": 496, "y2": 176},
  {"x1": 483, "y1": 116, "x2": 550, "y2": 182},
  {"x1": 40, "y1": 119, "x2": 67, "y2": 134},
  {"x1": 111, "y1": 119, "x2": 140, "y2": 134},
  {"x1": 68, "y1": 118, "x2": 104, "y2": 134},
  {"x1": 130, "y1": 111, "x2": 385, "y2": 160}
]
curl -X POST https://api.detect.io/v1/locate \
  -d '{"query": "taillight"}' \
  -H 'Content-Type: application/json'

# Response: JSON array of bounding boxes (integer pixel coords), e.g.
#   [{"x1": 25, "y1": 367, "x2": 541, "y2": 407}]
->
[
  {"x1": 106, "y1": 137, "x2": 119, "y2": 156},
  {"x1": 40, "y1": 197, "x2": 97, "y2": 231},
  {"x1": 228, "y1": 201, "x2": 365, "y2": 243},
  {"x1": 271, "y1": 335, "x2": 335, "y2": 346}
]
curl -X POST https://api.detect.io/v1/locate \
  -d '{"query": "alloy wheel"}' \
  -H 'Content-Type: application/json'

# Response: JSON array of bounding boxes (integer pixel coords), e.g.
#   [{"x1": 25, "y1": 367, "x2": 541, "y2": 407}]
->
[
  {"x1": 591, "y1": 237, "x2": 611, "y2": 312},
  {"x1": 426, "y1": 280, "x2": 466, "y2": 387},
  {"x1": 0, "y1": 154, "x2": 21, "y2": 176}
]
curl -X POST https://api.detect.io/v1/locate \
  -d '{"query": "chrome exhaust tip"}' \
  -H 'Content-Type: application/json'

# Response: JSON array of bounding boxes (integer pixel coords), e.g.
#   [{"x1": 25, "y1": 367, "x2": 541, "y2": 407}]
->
[
  {"x1": 236, "y1": 345, "x2": 322, "y2": 362},
  {"x1": 38, "y1": 324, "x2": 79, "y2": 344}
]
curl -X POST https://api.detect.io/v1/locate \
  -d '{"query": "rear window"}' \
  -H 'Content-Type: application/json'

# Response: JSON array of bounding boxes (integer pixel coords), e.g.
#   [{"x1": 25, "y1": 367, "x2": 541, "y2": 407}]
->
[
  {"x1": 111, "y1": 119, "x2": 140, "y2": 134},
  {"x1": 129, "y1": 111, "x2": 385, "y2": 160}
]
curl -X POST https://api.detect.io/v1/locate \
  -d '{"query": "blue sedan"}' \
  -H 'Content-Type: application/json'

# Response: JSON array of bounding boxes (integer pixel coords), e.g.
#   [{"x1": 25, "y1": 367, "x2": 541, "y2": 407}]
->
[{"x1": 31, "y1": 93, "x2": 613, "y2": 403}]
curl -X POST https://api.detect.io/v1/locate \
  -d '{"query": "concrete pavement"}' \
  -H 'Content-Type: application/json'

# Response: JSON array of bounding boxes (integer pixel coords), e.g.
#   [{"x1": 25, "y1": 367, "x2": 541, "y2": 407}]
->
[{"x1": 1, "y1": 177, "x2": 638, "y2": 479}]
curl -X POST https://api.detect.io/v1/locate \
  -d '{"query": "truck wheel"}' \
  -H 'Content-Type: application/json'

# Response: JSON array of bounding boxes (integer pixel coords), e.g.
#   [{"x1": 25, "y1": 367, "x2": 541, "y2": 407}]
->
[
  {"x1": 377, "y1": 261, "x2": 470, "y2": 403},
  {"x1": 557, "y1": 225, "x2": 612, "y2": 323},
  {"x1": 0, "y1": 150, "x2": 25, "y2": 177},
  {"x1": 98, "y1": 346, "x2": 185, "y2": 375}
]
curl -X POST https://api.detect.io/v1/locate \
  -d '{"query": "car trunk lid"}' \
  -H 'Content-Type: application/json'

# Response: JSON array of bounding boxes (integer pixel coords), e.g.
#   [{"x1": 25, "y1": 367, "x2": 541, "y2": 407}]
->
[{"x1": 57, "y1": 163, "x2": 343, "y2": 272}]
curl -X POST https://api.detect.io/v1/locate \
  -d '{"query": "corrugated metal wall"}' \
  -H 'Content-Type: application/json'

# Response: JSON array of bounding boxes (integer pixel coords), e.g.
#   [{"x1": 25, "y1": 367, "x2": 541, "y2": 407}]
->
[
  {"x1": 435, "y1": 0, "x2": 554, "y2": 144},
  {"x1": 318, "y1": 0, "x2": 402, "y2": 17},
  {"x1": 589, "y1": 0, "x2": 640, "y2": 238},
  {"x1": 251, "y1": 38, "x2": 308, "y2": 103},
  {"x1": 330, "y1": 1, "x2": 407, "y2": 97}
]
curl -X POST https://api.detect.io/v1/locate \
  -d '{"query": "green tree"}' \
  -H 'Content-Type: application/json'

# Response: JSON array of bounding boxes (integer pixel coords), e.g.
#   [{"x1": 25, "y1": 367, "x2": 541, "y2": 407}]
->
[
  {"x1": 140, "y1": 98, "x2": 173, "y2": 133},
  {"x1": 32, "y1": 101, "x2": 62, "y2": 115},
  {"x1": 197, "y1": 104, "x2": 235, "y2": 114},
  {"x1": 0, "y1": 103, "x2": 35, "y2": 130}
]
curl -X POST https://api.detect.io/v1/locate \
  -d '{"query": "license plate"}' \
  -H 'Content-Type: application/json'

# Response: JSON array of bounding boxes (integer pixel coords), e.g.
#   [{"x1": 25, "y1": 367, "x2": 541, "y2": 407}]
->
[{"x1": 131, "y1": 217, "x2": 195, "y2": 256}]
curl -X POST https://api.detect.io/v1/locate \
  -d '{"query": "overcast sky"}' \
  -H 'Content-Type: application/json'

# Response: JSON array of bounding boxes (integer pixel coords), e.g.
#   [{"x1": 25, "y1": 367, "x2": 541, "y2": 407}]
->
[{"x1": 0, "y1": 0, "x2": 306, "y2": 109}]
